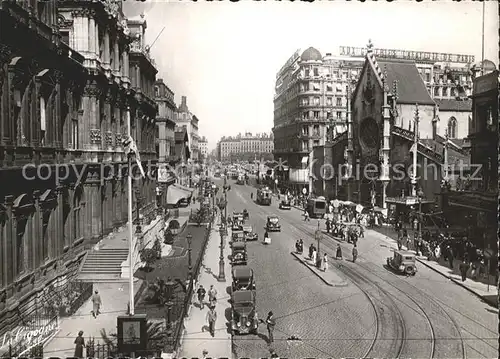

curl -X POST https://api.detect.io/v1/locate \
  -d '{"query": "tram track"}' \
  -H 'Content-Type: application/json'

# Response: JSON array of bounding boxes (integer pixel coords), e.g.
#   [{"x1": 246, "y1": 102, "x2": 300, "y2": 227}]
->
[
  {"x1": 337, "y1": 262, "x2": 406, "y2": 358},
  {"x1": 282, "y1": 211, "x2": 466, "y2": 359},
  {"x1": 356, "y1": 261, "x2": 466, "y2": 359},
  {"x1": 227, "y1": 185, "x2": 470, "y2": 358}
]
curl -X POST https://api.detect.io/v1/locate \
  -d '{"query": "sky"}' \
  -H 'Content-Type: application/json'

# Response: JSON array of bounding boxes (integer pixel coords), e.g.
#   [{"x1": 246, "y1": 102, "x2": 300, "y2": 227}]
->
[{"x1": 123, "y1": 0, "x2": 499, "y2": 151}]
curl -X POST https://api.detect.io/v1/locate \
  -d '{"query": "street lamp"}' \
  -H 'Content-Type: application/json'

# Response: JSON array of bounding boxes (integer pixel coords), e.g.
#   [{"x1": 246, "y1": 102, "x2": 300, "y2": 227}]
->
[
  {"x1": 315, "y1": 221, "x2": 321, "y2": 268},
  {"x1": 218, "y1": 226, "x2": 226, "y2": 282},
  {"x1": 187, "y1": 233, "x2": 193, "y2": 285},
  {"x1": 417, "y1": 189, "x2": 424, "y2": 244}
]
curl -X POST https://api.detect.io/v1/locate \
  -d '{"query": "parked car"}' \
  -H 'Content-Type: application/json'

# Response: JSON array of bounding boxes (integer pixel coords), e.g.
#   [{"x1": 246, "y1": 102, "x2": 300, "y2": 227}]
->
[
  {"x1": 266, "y1": 216, "x2": 281, "y2": 232},
  {"x1": 279, "y1": 200, "x2": 291, "y2": 210},
  {"x1": 231, "y1": 230, "x2": 245, "y2": 244},
  {"x1": 386, "y1": 250, "x2": 417, "y2": 276},
  {"x1": 232, "y1": 266, "x2": 256, "y2": 292},
  {"x1": 231, "y1": 242, "x2": 247, "y2": 266},
  {"x1": 231, "y1": 290, "x2": 258, "y2": 335}
]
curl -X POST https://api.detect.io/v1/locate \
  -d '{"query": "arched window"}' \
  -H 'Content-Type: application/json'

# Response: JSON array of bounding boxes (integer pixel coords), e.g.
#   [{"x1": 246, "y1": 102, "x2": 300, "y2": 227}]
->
[{"x1": 447, "y1": 117, "x2": 457, "y2": 139}]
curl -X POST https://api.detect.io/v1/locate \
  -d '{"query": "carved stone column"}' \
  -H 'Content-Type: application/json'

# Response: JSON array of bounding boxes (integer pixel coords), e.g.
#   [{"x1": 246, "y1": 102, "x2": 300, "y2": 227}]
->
[
  {"x1": 5, "y1": 196, "x2": 16, "y2": 284},
  {"x1": 89, "y1": 14, "x2": 96, "y2": 57},
  {"x1": 0, "y1": 44, "x2": 12, "y2": 146},
  {"x1": 113, "y1": 38, "x2": 120, "y2": 77},
  {"x1": 66, "y1": 184, "x2": 75, "y2": 248},
  {"x1": 56, "y1": 186, "x2": 64, "y2": 254},
  {"x1": 103, "y1": 28, "x2": 111, "y2": 70},
  {"x1": 83, "y1": 83, "x2": 101, "y2": 153},
  {"x1": 32, "y1": 190, "x2": 41, "y2": 269}
]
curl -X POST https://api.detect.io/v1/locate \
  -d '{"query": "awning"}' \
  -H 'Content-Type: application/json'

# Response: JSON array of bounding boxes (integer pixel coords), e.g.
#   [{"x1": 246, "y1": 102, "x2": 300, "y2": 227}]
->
[
  {"x1": 174, "y1": 183, "x2": 194, "y2": 195},
  {"x1": 301, "y1": 157, "x2": 308, "y2": 165},
  {"x1": 166, "y1": 184, "x2": 193, "y2": 205}
]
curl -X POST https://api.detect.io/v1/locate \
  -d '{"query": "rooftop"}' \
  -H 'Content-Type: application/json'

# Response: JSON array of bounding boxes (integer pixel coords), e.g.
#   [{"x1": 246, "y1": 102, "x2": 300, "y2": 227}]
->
[{"x1": 377, "y1": 59, "x2": 435, "y2": 105}]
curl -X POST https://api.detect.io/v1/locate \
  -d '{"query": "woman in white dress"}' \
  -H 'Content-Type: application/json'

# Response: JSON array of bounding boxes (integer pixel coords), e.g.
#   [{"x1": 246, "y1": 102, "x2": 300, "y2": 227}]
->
[
  {"x1": 322, "y1": 253, "x2": 328, "y2": 271},
  {"x1": 311, "y1": 249, "x2": 317, "y2": 265}
]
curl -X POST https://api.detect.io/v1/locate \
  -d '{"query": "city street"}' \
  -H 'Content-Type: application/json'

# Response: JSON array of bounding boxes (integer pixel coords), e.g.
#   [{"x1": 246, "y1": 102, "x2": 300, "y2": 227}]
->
[{"x1": 221, "y1": 179, "x2": 498, "y2": 359}]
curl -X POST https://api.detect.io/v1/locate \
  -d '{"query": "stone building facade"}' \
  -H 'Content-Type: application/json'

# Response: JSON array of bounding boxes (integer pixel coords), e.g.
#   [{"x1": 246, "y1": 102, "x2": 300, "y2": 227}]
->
[
  {"x1": 217, "y1": 132, "x2": 274, "y2": 162},
  {"x1": 273, "y1": 45, "x2": 476, "y2": 191},
  {"x1": 0, "y1": 0, "x2": 157, "y2": 344},
  {"x1": 175, "y1": 96, "x2": 200, "y2": 162}
]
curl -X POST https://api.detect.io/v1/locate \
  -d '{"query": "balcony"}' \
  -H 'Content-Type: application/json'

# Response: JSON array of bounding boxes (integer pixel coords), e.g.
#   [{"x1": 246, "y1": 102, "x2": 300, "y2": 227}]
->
[{"x1": 446, "y1": 190, "x2": 496, "y2": 213}]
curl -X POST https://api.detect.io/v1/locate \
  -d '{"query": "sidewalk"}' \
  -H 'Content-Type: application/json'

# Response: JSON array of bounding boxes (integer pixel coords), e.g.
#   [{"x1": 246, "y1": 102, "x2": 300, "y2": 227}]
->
[
  {"x1": 178, "y1": 218, "x2": 233, "y2": 359},
  {"x1": 291, "y1": 252, "x2": 348, "y2": 287},
  {"x1": 367, "y1": 227, "x2": 498, "y2": 308},
  {"x1": 44, "y1": 281, "x2": 142, "y2": 358}
]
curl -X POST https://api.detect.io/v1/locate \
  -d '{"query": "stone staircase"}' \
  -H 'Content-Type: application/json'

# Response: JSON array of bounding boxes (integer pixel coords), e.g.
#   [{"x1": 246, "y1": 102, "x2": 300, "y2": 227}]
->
[{"x1": 79, "y1": 248, "x2": 129, "y2": 281}]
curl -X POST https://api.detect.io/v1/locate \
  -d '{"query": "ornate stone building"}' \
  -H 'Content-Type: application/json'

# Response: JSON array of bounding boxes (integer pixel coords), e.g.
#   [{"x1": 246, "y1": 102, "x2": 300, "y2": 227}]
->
[{"x1": 0, "y1": 0, "x2": 157, "y2": 346}]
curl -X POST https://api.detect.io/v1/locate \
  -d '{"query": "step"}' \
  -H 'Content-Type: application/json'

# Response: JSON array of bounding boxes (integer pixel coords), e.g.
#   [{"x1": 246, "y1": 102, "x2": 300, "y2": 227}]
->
[
  {"x1": 85, "y1": 258, "x2": 126, "y2": 263},
  {"x1": 80, "y1": 269, "x2": 121, "y2": 273}
]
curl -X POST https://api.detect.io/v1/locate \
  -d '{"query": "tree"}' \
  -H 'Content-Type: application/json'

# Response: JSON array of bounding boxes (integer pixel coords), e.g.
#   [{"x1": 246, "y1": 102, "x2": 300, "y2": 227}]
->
[
  {"x1": 140, "y1": 248, "x2": 157, "y2": 271},
  {"x1": 164, "y1": 228, "x2": 174, "y2": 245}
]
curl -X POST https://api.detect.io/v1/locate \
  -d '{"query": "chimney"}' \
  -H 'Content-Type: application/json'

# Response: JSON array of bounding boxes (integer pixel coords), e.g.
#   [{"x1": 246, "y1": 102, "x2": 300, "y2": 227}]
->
[{"x1": 181, "y1": 96, "x2": 187, "y2": 107}]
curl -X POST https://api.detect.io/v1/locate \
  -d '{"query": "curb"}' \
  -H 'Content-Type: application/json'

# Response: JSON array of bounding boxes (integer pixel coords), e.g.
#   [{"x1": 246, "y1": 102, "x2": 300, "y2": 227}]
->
[
  {"x1": 291, "y1": 252, "x2": 348, "y2": 287},
  {"x1": 416, "y1": 258, "x2": 498, "y2": 308}
]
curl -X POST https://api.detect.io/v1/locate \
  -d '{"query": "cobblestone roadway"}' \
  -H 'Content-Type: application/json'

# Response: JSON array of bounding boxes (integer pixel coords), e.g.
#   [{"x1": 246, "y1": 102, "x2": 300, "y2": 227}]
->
[
  {"x1": 253, "y1": 184, "x2": 498, "y2": 359},
  {"x1": 222, "y1": 182, "x2": 376, "y2": 358}
]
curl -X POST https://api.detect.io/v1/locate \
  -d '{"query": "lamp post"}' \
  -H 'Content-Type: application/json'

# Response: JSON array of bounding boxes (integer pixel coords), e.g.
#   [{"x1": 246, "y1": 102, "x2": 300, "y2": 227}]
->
[
  {"x1": 218, "y1": 226, "x2": 226, "y2": 282},
  {"x1": 187, "y1": 233, "x2": 193, "y2": 285},
  {"x1": 134, "y1": 188, "x2": 143, "y2": 250},
  {"x1": 315, "y1": 221, "x2": 321, "y2": 267},
  {"x1": 417, "y1": 189, "x2": 424, "y2": 243},
  {"x1": 164, "y1": 277, "x2": 175, "y2": 352}
]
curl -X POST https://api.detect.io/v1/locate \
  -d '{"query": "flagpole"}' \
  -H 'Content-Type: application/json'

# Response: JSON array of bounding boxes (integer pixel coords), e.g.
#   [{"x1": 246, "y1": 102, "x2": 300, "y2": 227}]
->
[
  {"x1": 127, "y1": 106, "x2": 135, "y2": 315},
  {"x1": 481, "y1": 0, "x2": 485, "y2": 75}
]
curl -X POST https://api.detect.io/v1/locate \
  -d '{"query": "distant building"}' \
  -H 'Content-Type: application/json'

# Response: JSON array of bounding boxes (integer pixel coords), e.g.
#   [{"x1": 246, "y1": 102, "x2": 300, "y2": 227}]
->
[
  {"x1": 175, "y1": 96, "x2": 200, "y2": 161},
  {"x1": 273, "y1": 44, "x2": 476, "y2": 192},
  {"x1": 155, "y1": 79, "x2": 177, "y2": 164},
  {"x1": 199, "y1": 136, "x2": 208, "y2": 160},
  {"x1": 217, "y1": 132, "x2": 274, "y2": 162}
]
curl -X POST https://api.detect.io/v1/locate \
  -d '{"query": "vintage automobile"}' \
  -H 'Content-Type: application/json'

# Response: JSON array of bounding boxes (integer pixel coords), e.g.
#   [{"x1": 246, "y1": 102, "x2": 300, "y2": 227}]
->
[
  {"x1": 231, "y1": 242, "x2": 247, "y2": 266},
  {"x1": 231, "y1": 230, "x2": 245, "y2": 244},
  {"x1": 279, "y1": 200, "x2": 291, "y2": 210},
  {"x1": 231, "y1": 290, "x2": 259, "y2": 335},
  {"x1": 386, "y1": 250, "x2": 417, "y2": 276},
  {"x1": 232, "y1": 266, "x2": 256, "y2": 292},
  {"x1": 232, "y1": 213, "x2": 244, "y2": 230},
  {"x1": 266, "y1": 216, "x2": 281, "y2": 232},
  {"x1": 243, "y1": 225, "x2": 258, "y2": 241}
]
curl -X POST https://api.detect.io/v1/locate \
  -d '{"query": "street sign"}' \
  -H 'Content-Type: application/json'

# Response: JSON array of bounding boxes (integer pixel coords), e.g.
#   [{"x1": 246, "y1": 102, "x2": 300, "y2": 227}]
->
[
  {"x1": 157, "y1": 165, "x2": 171, "y2": 183},
  {"x1": 484, "y1": 248, "x2": 494, "y2": 259}
]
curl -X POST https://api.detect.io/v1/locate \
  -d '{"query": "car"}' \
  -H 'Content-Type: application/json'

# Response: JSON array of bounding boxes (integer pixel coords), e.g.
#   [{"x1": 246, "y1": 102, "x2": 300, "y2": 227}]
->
[
  {"x1": 231, "y1": 242, "x2": 247, "y2": 266},
  {"x1": 232, "y1": 266, "x2": 256, "y2": 292},
  {"x1": 242, "y1": 225, "x2": 258, "y2": 241},
  {"x1": 279, "y1": 200, "x2": 291, "y2": 210},
  {"x1": 266, "y1": 216, "x2": 281, "y2": 232},
  {"x1": 231, "y1": 230, "x2": 245, "y2": 246},
  {"x1": 386, "y1": 250, "x2": 417, "y2": 276},
  {"x1": 231, "y1": 290, "x2": 259, "y2": 335}
]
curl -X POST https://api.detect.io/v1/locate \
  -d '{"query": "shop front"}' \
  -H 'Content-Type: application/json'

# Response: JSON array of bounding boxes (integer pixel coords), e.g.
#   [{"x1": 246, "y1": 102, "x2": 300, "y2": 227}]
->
[{"x1": 443, "y1": 190, "x2": 497, "y2": 275}]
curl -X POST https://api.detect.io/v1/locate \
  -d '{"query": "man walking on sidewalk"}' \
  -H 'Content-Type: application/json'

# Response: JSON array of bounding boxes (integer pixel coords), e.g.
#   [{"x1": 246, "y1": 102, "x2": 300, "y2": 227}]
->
[
  {"x1": 197, "y1": 285, "x2": 206, "y2": 309},
  {"x1": 91, "y1": 290, "x2": 102, "y2": 318},
  {"x1": 208, "y1": 284, "x2": 217, "y2": 308},
  {"x1": 266, "y1": 311, "x2": 276, "y2": 343},
  {"x1": 206, "y1": 306, "x2": 217, "y2": 337}
]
